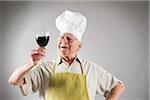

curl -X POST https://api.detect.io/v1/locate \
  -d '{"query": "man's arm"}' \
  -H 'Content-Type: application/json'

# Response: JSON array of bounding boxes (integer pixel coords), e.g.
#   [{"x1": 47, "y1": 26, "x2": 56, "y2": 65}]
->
[
  {"x1": 8, "y1": 47, "x2": 46, "y2": 86},
  {"x1": 8, "y1": 62, "x2": 34, "y2": 86},
  {"x1": 106, "y1": 82, "x2": 125, "y2": 100}
]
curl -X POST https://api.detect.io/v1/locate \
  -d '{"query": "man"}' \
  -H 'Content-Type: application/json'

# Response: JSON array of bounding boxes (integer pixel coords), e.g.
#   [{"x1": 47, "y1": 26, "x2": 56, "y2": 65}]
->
[{"x1": 9, "y1": 10, "x2": 125, "y2": 100}]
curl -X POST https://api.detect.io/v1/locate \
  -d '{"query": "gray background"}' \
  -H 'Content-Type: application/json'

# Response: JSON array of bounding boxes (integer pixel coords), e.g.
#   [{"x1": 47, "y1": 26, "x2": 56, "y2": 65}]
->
[{"x1": 0, "y1": 1, "x2": 149, "y2": 100}]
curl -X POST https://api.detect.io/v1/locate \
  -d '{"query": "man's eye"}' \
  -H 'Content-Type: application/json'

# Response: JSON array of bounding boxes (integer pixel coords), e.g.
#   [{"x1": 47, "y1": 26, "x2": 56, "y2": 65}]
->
[
  {"x1": 67, "y1": 37, "x2": 71, "y2": 40},
  {"x1": 68, "y1": 38, "x2": 74, "y2": 42}
]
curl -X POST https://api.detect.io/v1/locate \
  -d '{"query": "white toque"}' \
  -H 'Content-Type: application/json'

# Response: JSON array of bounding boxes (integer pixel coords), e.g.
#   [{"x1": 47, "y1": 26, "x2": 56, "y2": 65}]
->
[{"x1": 55, "y1": 10, "x2": 87, "y2": 41}]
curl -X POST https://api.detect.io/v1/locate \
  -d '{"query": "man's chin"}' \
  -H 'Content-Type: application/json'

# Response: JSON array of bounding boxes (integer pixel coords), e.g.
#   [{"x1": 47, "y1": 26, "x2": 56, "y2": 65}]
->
[{"x1": 59, "y1": 52, "x2": 69, "y2": 57}]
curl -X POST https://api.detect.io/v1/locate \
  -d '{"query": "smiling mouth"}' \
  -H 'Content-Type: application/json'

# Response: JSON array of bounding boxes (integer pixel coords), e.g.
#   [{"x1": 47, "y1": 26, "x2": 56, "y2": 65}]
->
[{"x1": 60, "y1": 46, "x2": 69, "y2": 49}]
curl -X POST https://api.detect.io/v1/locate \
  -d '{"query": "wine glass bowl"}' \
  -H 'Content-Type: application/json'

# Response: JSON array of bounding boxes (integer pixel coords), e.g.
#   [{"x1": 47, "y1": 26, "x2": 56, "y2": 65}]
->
[{"x1": 35, "y1": 29, "x2": 50, "y2": 47}]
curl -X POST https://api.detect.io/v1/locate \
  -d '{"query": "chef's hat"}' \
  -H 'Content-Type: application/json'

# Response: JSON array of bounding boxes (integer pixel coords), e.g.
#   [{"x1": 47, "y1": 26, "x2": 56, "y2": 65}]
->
[{"x1": 55, "y1": 10, "x2": 87, "y2": 41}]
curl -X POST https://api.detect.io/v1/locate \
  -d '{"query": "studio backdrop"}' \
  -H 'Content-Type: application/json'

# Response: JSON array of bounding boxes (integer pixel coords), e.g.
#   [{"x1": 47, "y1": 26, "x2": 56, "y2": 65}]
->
[{"x1": 0, "y1": 1, "x2": 149, "y2": 100}]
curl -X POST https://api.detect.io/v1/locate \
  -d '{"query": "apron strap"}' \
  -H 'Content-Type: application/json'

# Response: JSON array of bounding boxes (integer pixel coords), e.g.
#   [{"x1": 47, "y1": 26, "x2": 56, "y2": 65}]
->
[{"x1": 77, "y1": 58, "x2": 84, "y2": 75}]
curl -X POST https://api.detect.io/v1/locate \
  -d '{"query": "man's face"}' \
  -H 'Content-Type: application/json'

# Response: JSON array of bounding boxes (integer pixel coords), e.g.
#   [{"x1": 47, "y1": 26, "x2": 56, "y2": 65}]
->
[{"x1": 57, "y1": 33, "x2": 81, "y2": 58}]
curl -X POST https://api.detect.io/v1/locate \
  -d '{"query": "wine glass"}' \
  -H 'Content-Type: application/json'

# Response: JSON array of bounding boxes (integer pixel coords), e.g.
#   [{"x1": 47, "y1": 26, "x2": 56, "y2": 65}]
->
[{"x1": 35, "y1": 29, "x2": 50, "y2": 48}]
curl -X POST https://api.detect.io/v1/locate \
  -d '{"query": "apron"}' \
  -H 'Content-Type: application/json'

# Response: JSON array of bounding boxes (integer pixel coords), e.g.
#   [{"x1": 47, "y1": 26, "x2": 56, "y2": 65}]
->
[{"x1": 46, "y1": 61, "x2": 89, "y2": 100}]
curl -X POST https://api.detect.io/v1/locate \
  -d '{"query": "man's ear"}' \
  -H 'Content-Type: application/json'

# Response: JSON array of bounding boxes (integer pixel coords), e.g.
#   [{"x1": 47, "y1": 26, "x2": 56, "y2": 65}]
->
[{"x1": 79, "y1": 42, "x2": 82, "y2": 48}]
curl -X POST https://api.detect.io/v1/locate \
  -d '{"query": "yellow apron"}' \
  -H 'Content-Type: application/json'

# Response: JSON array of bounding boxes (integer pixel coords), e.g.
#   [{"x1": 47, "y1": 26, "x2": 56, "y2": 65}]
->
[{"x1": 47, "y1": 62, "x2": 89, "y2": 100}]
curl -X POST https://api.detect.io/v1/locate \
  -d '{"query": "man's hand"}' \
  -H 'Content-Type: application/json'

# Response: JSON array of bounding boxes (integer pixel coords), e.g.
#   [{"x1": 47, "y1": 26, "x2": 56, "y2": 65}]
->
[{"x1": 30, "y1": 47, "x2": 46, "y2": 65}]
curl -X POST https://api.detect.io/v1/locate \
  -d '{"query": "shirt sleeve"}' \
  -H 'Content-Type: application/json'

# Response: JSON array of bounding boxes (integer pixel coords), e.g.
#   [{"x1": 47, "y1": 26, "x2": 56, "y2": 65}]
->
[
  {"x1": 19, "y1": 61, "x2": 53, "y2": 97},
  {"x1": 95, "y1": 64, "x2": 123, "y2": 97}
]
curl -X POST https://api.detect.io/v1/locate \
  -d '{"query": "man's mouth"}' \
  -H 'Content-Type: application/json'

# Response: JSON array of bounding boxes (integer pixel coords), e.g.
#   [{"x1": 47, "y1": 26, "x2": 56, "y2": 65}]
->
[
  {"x1": 61, "y1": 47, "x2": 67, "y2": 48},
  {"x1": 60, "y1": 46, "x2": 69, "y2": 49}
]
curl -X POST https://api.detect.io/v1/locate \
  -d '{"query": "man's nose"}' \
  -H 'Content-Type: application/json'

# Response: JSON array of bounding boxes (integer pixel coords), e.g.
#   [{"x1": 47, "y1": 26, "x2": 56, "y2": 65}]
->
[{"x1": 61, "y1": 37, "x2": 68, "y2": 44}]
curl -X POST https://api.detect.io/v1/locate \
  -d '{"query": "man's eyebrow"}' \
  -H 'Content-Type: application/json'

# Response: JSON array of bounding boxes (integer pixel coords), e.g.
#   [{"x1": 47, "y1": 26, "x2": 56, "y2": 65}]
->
[{"x1": 68, "y1": 36, "x2": 77, "y2": 40}]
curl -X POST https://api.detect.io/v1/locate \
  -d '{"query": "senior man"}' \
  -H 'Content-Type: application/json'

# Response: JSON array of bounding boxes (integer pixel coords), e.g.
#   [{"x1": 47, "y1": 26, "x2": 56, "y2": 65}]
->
[{"x1": 9, "y1": 10, "x2": 125, "y2": 100}]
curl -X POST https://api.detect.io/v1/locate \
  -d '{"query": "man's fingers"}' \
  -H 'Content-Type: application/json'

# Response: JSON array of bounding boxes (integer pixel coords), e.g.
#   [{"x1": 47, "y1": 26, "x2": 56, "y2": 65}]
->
[
  {"x1": 38, "y1": 47, "x2": 46, "y2": 53},
  {"x1": 32, "y1": 54, "x2": 43, "y2": 61},
  {"x1": 31, "y1": 49, "x2": 46, "y2": 56}
]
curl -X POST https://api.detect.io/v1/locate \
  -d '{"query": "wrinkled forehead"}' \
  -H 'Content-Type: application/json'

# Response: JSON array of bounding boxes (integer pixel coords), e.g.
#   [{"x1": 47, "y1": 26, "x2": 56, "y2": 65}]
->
[{"x1": 59, "y1": 33, "x2": 78, "y2": 40}]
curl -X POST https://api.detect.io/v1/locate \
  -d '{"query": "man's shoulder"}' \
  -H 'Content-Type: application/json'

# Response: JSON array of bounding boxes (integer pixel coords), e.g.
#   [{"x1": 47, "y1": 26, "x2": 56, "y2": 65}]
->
[{"x1": 79, "y1": 58, "x2": 101, "y2": 68}]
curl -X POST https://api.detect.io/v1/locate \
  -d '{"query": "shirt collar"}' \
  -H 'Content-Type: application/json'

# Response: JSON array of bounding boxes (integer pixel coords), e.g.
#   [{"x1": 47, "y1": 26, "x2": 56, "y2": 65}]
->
[{"x1": 56, "y1": 55, "x2": 82, "y2": 65}]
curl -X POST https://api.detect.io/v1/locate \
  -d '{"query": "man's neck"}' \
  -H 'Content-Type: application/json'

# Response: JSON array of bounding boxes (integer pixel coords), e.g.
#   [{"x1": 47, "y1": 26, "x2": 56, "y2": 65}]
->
[{"x1": 62, "y1": 56, "x2": 76, "y2": 65}]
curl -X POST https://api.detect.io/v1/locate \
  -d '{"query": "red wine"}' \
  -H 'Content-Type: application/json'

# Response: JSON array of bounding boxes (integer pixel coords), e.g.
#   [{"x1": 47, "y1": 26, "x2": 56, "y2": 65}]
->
[{"x1": 36, "y1": 36, "x2": 49, "y2": 47}]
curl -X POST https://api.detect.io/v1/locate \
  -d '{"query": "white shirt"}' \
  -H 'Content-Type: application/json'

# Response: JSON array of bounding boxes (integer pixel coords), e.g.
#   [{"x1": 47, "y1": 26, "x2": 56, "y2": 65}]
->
[{"x1": 20, "y1": 57, "x2": 122, "y2": 100}]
